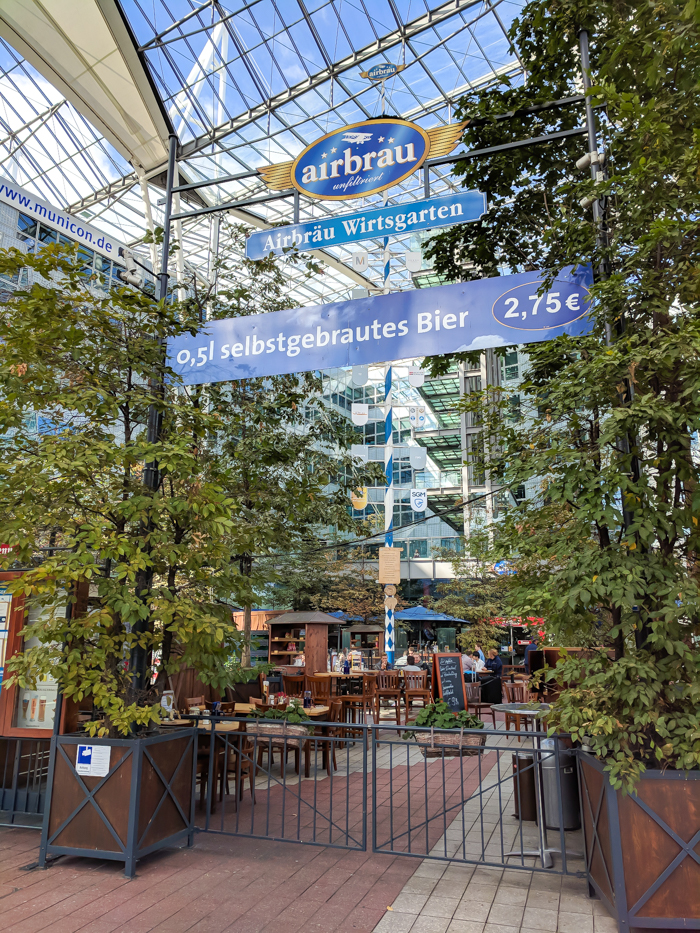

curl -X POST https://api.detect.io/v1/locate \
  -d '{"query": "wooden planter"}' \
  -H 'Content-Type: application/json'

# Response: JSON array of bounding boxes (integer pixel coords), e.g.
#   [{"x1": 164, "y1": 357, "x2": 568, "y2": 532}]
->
[
  {"x1": 579, "y1": 753, "x2": 700, "y2": 931},
  {"x1": 414, "y1": 728, "x2": 486, "y2": 758},
  {"x1": 38, "y1": 730, "x2": 195, "y2": 877}
]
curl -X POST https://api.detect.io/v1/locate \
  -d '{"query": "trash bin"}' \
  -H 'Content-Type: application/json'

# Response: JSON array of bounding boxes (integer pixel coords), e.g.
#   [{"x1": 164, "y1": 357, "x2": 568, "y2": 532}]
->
[
  {"x1": 540, "y1": 739, "x2": 580, "y2": 830},
  {"x1": 512, "y1": 751, "x2": 537, "y2": 821}
]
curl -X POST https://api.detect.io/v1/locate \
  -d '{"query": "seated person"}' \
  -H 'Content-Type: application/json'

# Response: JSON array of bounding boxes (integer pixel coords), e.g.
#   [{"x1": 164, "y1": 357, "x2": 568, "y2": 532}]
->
[
  {"x1": 394, "y1": 650, "x2": 410, "y2": 667},
  {"x1": 462, "y1": 651, "x2": 478, "y2": 681},
  {"x1": 374, "y1": 653, "x2": 393, "y2": 671},
  {"x1": 481, "y1": 648, "x2": 503, "y2": 704},
  {"x1": 472, "y1": 650, "x2": 485, "y2": 672},
  {"x1": 484, "y1": 648, "x2": 503, "y2": 678},
  {"x1": 403, "y1": 655, "x2": 422, "y2": 672}
]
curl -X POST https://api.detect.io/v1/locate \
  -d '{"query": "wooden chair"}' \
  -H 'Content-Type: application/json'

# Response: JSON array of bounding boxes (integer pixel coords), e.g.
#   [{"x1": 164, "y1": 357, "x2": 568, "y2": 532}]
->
[
  {"x1": 306, "y1": 674, "x2": 331, "y2": 705},
  {"x1": 503, "y1": 680, "x2": 533, "y2": 738},
  {"x1": 376, "y1": 671, "x2": 403, "y2": 725},
  {"x1": 403, "y1": 671, "x2": 431, "y2": 724},
  {"x1": 221, "y1": 730, "x2": 256, "y2": 810},
  {"x1": 185, "y1": 696, "x2": 205, "y2": 709},
  {"x1": 342, "y1": 674, "x2": 377, "y2": 741},
  {"x1": 312, "y1": 698, "x2": 342, "y2": 775},
  {"x1": 465, "y1": 680, "x2": 496, "y2": 728},
  {"x1": 254, "y1": 728, "x2": 306, "y2": 777},
  {"x1": 282, "y1": 674, "x2": 305, "y2": 697}
]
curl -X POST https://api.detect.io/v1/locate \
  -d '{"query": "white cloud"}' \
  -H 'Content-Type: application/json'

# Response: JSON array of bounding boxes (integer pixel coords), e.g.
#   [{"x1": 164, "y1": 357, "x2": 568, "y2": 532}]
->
[{"x1": 455, "y1": 335, "x2": 507, "y2": 352}]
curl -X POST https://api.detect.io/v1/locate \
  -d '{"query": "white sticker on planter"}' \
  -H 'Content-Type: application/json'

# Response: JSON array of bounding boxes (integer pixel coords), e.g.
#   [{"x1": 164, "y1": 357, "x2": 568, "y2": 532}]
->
[{"x1": 76, "y1": 744, "x2": 111, "y2": 777}]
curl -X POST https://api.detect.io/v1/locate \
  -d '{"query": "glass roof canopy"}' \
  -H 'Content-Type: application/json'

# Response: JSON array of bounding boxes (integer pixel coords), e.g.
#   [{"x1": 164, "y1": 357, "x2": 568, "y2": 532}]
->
[{"x1": 0, "y1": 0, "x2": 525, "y2": 307}]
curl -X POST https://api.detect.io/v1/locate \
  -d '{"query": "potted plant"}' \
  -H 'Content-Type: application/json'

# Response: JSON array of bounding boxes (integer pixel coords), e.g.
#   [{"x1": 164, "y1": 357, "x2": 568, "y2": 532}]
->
[
  {"x1": 248, "y1": 697, "x2": 312, "y2": 743},
  {"x1": 423, "y1": 1, "x2": 700, "y2": 927},
  {"x1": 403, "y1": 702, "x2": 485, "y2": 757}
]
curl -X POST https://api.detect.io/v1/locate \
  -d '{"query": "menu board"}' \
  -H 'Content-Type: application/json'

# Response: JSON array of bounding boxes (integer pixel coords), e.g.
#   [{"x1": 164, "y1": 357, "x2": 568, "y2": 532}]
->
[{"x1": 434, "y1": 652, "x2": 467, "y2": 712}]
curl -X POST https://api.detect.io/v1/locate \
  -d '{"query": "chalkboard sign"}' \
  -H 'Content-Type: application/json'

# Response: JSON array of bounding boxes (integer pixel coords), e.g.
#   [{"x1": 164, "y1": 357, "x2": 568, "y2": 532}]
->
[{"x1": 434, "y1": 653, "x2": 467, "y2": 712}]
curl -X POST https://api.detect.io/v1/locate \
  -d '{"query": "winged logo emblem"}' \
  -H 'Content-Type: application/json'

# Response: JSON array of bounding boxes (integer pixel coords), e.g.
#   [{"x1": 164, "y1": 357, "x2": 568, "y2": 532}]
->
[{"x1": 257, "y1": 120, "x2": 467, "y2": 197}]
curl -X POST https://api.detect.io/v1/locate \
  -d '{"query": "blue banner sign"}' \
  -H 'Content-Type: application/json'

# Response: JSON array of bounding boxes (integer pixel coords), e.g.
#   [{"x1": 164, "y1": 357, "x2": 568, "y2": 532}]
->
[
  {"x1": 245, "y1": 190, "x2": 486, "y2": 260},
  {"x1": 168, "y1": 266, "x2": 593, "y2": 386}
]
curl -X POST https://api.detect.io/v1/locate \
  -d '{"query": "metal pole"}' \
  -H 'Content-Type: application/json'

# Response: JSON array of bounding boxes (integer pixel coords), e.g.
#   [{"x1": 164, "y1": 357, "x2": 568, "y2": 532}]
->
[
  {"x1": 132, "y1": 133, "x2": 178, "y2": 699},
  {"x1": 384, "y1": 364, "x2": 395, "y2": 664},
  {"x1": 579, "y1": 30, "x2": 643, "y2": 645}
]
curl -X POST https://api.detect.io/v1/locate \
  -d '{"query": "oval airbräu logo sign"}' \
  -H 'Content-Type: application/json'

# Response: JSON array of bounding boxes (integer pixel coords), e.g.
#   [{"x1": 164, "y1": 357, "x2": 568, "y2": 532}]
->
[
  {"x1": 492, "y1": 278, "x2": 591, "y2": 331},
  {"x1": 291, "y1": 119, "x2": 430, "y2": 201},
  {"x1": 367, "y1": 63, "x2": 398, "y2": 81}
]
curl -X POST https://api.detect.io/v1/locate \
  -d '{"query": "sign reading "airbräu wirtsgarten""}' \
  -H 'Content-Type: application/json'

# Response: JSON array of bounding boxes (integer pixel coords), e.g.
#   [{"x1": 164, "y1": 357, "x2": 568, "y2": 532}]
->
[{"x1": 245, "y1": 190, "x2": 485, "y2": 259}]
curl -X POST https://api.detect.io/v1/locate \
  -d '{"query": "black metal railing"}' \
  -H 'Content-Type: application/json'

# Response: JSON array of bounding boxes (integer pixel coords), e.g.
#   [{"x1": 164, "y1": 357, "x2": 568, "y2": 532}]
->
[
  {"x1": 192, "y1": 715, "x2": 585, "y2": 877},
  {"x1": 0, "y1": 737, "x2": 51, "y2": 828},
  {"x1": 371, "y1": 724, "x2": 585, "y2": 876},
  {"x1": 193, "y1": 715, "x2": 367, "y2": 851}
]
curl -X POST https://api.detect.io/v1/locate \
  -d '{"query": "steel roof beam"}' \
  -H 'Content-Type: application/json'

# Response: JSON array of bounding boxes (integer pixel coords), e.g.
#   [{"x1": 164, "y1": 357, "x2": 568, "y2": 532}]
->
[{"x1": 176, "y1": 0, "x2": 487, "y2": 160}]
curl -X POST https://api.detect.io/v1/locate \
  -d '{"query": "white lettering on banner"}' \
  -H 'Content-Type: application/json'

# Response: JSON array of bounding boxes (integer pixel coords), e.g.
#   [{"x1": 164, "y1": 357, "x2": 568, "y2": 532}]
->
[
  {"x1": 168, "y1": 267, "x2": 594, "y2": 386},
  {"x1": 0, "y1": 176, "x2": 121, "y2": 259}
]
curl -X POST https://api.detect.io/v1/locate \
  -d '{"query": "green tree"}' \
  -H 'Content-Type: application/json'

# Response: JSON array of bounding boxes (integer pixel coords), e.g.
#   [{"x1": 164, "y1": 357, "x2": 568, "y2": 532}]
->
[
  {"x1": 0, "y1": 245, "x2": 244, "y2": 736},
  {"x1": 425, "y1": 0, "x2": 700, "y2": 789}
]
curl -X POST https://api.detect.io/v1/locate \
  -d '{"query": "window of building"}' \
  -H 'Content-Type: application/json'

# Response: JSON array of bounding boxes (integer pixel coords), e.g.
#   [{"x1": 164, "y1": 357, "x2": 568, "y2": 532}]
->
[
  {"x1": 501, "y1": 350, "x2": 519, "y2": 381},
  {"x1": 17, "y1": 213, "x2": 37, "y2": 241},
  {"x1": 393, "y1": 457, "x2": 412, "y2": 486},
  {"x1": 38, "y1": 224, "x2": 57, "y2": 245},
  {"x1": 408, "y1": 539, "x2": 428, "y2": 558}
]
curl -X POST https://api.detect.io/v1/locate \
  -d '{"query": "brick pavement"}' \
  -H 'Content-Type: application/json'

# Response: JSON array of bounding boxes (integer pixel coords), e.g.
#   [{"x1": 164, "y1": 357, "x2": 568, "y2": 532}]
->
[{"x1": 0, "y1": 749, "x2": 492, "y2": 933}]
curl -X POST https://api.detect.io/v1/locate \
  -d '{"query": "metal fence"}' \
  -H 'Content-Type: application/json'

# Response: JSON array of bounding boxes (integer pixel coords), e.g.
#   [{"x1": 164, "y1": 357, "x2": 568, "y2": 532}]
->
[
  {"x1": 193, "y1": 716, "x2": 585, "y2": 878},
  {"x1": 194, "y1": 717, "x2": 367, "y2": 851},
  {"x1": 0, "y1": 737, "x2": 51, "y2": 828},
  {"x1": 371, "y1": 724, "x2": 585, "y2": 876}
]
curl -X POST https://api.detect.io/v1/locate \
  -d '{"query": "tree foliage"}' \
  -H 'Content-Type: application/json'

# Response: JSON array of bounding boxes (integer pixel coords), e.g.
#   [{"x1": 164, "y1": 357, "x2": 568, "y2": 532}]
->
[
  {"x1": 0, "y1": 230, "x2": 375, "y2": 734},
  {"x1": 425, "y1": 0, "x2": 700, "y2": 788}
]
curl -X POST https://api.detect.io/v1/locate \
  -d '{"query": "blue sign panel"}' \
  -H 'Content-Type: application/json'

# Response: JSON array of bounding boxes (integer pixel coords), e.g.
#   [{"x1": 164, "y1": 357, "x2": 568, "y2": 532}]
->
[
  {"x1": 168, "y1": 267, "x2": 592, "y2": 387},
  {"x1": 245, "y1": 190, "x2": 486, "y2": 260},
  {"x1": 290, "y1": 119, "x2": 430, "y2": 200}
]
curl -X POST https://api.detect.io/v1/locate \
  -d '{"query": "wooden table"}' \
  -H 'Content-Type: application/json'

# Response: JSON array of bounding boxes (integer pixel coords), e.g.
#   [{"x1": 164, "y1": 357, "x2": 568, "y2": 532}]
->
[{"x1": 159, "y1": 718, "x2": 241, "y2": 732}]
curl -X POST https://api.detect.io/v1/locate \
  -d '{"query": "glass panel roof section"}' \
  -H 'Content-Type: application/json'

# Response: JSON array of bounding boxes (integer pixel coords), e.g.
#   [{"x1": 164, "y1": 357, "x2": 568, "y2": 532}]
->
[{"x1": 0, "y1": 0, "x2": 525, "y2": 307}]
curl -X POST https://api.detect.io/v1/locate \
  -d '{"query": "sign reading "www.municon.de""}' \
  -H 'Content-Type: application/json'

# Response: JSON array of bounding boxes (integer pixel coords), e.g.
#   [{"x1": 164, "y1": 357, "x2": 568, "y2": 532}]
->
[{"x1": 168, "y1": 266, "x2": 593, "y2": 386}]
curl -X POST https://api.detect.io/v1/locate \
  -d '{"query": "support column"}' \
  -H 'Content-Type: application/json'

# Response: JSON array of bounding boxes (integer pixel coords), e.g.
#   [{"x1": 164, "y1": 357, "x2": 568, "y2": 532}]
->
[{"x1": 384, "y1": 364, "x2": 395, "y2": 663}]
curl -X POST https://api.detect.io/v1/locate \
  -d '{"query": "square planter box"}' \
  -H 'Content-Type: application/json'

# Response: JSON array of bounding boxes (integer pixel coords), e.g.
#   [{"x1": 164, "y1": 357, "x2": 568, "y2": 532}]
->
[
  {"x1": 579, "y1": 752, "x2": 700, "y2": 931},
  {"x1": 39, "y1": 729, "x2": 195, "y2": 877}
]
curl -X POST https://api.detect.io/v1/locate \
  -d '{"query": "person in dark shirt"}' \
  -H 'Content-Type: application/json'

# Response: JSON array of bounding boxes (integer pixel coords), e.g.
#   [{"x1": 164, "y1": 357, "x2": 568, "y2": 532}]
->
[
  {"x1": 485, "y1": 648, "x2": 503, "y2": 678},
  {"x1": 524, "y1": 639, "x2": 538, "y2": 673},
  {"x1": 480, "y1": 648, "x2": 503, "y2": 704}
]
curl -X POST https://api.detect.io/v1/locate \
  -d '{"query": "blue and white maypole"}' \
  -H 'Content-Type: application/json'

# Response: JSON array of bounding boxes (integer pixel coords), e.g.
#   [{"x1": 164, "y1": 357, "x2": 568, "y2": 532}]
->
[
  {"x1": 383, "y1": 237, "x2": 395, "y2": 662},
  {"x1": 384, "y1": 363, "x2": 394, "y2": 663}
]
